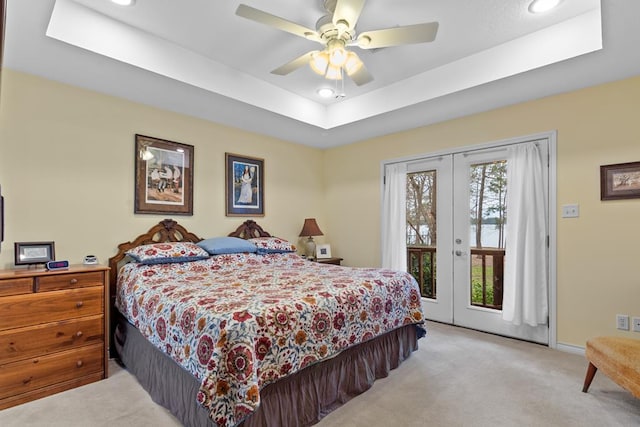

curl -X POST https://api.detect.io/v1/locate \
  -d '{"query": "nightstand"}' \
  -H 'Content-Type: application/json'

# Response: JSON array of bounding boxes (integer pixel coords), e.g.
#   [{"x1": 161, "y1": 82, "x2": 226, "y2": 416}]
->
[{"x1": 316, "y1": 257, "x2": 343, "y2": 265}]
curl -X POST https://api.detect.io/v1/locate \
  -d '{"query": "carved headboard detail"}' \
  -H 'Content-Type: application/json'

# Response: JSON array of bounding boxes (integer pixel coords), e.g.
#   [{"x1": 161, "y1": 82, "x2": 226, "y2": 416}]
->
[{"x1": 228, "y1": 220, "x2": 272, "y2": 239}]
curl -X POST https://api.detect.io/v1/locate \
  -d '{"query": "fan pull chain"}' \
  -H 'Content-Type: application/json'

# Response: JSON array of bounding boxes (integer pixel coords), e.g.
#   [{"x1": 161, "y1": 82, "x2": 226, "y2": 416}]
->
[{"x1": 336, "y1": 67, "x2": 346, "y2": 99}]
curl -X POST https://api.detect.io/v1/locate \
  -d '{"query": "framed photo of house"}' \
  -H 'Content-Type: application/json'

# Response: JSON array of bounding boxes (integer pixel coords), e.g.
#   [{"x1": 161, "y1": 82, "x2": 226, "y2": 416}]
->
[
  {"x1": 600, "y1": 161, "x2": 640, "y2": 200},
  {"x1": 135, "y1": 134, "x2": 194, "y2": 215},
  {"x1": 225, "y1": 153, "x2": 264, "y2": 216},
  {"x1": 14, "y1": 241, "x2": 55, "y2": 265},
  {"x1": 316, "y1": 244, "x2": 332, "y2": 259}
]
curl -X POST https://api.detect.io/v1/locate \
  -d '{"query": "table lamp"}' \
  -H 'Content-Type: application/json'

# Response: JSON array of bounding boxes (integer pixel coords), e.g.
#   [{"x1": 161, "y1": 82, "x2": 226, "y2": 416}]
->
[{"x1": 299, "y1": 218, "x2": 324, "y2": 260}]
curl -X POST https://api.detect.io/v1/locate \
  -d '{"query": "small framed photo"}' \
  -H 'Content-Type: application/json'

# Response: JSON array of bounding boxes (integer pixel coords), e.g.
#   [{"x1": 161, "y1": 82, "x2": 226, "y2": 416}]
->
[
  {"x1": 600, "y1": 161, "x2": 640, "y2": 200},
  {"x1": 316, "y1": 244, "x2": 332, "y2": 259},
  {"x1": 135, "y1": 134, "x2": 194, "y2": 215},
  {"x1": 225, "y1": 153, "x2": 265, "y2": 216},
  {"x1": 14, "y1": 241, "x2": 55, "y2": 265}
]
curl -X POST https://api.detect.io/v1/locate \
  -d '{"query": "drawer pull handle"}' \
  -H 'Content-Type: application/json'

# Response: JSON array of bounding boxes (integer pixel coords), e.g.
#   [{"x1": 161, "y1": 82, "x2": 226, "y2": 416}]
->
[
  {"x1": 70, "y1": 278, "x2": 78, "y2": 284},
  {"x1": 76, "y1": 360, "x2": 83, "y2": 368},
  {"x1": 76, "y1": 301, "x2": 84, "y2": 308},
  {"x1": 76, "y1": 331, "x2": 83, "y2": 338}
]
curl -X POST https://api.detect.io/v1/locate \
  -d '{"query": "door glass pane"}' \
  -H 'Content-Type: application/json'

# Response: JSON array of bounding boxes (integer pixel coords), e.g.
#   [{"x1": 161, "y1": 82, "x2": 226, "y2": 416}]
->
[
  {"x1": 406, "y1": 170, "x2": 437, "y2": 299},
  {"x1": 468, "y1": 161, "x2": 506, "y2": 309}
]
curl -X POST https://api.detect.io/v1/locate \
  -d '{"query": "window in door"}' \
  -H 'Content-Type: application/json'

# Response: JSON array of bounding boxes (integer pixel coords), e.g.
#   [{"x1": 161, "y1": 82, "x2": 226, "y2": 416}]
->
[
  {"x1": 468, "y1": 160, "x2": 506, "y2": 310},
  {"x1": 406, "y1": 170, "x2": 437, "y2": 299}
]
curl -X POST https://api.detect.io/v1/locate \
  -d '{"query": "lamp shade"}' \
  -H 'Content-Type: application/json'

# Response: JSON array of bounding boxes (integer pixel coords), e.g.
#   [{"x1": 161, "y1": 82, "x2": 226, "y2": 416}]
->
[{"x1": 299, "y1": 218, "x2": 324, "y2": 237}]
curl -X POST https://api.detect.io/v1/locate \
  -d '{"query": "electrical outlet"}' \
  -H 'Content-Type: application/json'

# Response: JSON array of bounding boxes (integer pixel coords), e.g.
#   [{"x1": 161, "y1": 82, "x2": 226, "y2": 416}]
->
[
  {"x1": 617, "y1": 314, "x2": 629, "y2": 330},
  {"x1": 632, "y1": 317, "x2": 640, "y2": 332}
]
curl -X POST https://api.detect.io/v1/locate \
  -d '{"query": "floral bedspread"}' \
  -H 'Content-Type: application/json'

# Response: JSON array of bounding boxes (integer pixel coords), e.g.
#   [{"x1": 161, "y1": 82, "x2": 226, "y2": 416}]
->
[{"x1": 116, "y1": 252, "x2": 425, "y2": 426}]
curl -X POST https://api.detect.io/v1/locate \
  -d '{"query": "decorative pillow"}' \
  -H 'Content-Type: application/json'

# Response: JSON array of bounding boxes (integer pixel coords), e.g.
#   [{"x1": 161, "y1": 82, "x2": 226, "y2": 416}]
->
[
  {"x1": 249, "y1": 237, "x2": 296, "y2": 254},
  {"x1": 197, "y1": 236, "x2": 257, "y2": 255},
  {"x1": 126, "y1": 242, "x2": 210, "y2": 265}
]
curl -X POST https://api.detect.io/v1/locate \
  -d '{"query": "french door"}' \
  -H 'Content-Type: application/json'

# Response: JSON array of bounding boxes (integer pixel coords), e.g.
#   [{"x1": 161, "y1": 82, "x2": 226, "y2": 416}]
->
[{"x1": 405, "y1": 139, "x2": 549, "y2": 344}]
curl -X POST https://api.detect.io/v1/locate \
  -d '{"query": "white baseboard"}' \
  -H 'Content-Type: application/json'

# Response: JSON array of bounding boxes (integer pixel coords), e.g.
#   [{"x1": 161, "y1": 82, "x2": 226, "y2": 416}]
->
[{"x1": 556, "y1": 342, "x2": 585, "y2": 356}]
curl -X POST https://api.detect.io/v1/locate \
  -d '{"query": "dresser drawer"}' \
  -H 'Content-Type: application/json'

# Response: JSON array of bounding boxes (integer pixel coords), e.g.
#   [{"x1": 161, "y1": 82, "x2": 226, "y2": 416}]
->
[
  {"x1": 0, "y1": 278, "x2": 33, "y2": 297},
  {"x1": 0, "y1": 315, "x2": 103, "y2": 364},
  {"x1": 0, "y1": 286, "x2": 103, "y2": 331},
  {"x1": 0, "y1": 343, "x2": 103, "y2": 400},
  {"x1": 37, "y1": 271, "x2": 105, "y2": 292}
]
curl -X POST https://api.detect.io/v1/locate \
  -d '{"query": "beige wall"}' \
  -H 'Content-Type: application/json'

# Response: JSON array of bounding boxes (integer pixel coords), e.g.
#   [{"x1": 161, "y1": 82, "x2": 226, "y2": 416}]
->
[
  {"x1": 0, "y1": 70, "x2": 326, "y2": 268},
  {"x1": 324, "y1": 75, "x2": 640, "y2": 347},
  {"x1": 2, "y1": 69, "x2": 639, "y2": 348}
]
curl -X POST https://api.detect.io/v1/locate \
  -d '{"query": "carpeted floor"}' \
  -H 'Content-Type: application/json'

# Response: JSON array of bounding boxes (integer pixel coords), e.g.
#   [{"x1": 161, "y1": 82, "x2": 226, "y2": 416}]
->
[{"x1": 1, "y1": 321, "x2": 639, "y2": 426}]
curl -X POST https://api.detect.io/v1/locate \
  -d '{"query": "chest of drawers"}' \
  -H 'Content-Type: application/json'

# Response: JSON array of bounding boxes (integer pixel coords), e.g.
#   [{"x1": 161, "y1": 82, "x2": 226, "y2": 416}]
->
[{"x1": 0, "y1": 265, "x2": 109, "y2": 409}]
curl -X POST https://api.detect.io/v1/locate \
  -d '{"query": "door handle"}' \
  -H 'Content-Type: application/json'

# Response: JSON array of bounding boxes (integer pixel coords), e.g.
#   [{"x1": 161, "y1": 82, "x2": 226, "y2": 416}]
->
[{"x1": 455, "y1": 250, "x2": 466, "y2": 256}]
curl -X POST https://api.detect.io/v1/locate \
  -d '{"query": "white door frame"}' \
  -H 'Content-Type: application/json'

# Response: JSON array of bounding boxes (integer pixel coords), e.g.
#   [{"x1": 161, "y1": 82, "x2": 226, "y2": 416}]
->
[{"x1": 381, "y1": 131, "x2": 558, "y2": 349}]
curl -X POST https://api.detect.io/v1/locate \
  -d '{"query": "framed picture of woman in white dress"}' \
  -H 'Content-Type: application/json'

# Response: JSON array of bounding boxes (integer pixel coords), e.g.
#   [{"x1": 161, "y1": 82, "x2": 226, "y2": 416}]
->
[{"x1": 225, "y1": 153, "x2": 265, "y2": 216}]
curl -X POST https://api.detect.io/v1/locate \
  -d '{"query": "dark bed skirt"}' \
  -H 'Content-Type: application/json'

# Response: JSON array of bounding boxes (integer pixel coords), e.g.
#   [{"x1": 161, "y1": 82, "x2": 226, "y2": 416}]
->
[{"x1": 114, "y1": 317, "x2": 421, "y2": 427}]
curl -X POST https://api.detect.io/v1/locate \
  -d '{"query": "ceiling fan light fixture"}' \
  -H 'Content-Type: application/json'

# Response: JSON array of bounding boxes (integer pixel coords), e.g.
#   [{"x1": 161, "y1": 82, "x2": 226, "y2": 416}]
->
[
  {"x1": 528, "y1": 0, "x2": 562, "y2": 14},
  {"x1": 310, "y1": 51, "x2": 329, "y2": 75},
  {"x1": 327, "y1": 40, "x2": 348, "y2": 67},
  {"x1": 344, "y1": 51, "x2": 363, "y2": 76},
  {"x1": 325, "y1": 64, "x2": 343, "y2": 80},
  {"x1": 329, "y1": 48, "x2": 348, "y2": 67}
]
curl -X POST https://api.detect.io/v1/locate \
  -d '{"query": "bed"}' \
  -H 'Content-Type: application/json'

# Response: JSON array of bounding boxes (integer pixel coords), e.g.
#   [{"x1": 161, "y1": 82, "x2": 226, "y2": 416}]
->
[{"x1": 108, "y1": 219, "x2": 426, "y2": 427}]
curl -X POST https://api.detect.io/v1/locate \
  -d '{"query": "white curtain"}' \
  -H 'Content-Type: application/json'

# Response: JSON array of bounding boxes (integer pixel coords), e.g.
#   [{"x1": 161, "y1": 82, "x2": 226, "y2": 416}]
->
[
  {"x1": 502, "y1": 142, "x2": 548, "y2": 326},
  {"x1": 381, "y1": 163, "x2": 407, "y2": 270}
]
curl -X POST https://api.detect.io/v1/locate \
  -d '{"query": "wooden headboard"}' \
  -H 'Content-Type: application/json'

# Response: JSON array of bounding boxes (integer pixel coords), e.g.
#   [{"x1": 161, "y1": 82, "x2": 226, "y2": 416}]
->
[
  {"x1": 108, "y1": 219, "x2": 274, "y2": 297},
  {"x1": 227, "y1": 219, "x2": 271, "y2": 239}
]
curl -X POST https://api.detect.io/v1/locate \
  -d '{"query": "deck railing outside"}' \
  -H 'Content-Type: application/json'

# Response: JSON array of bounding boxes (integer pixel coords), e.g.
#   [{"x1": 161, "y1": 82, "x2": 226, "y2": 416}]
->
[
  {"x1": 407, "y1": 246, "x2": 505, "y2": 310},
  {"x1": 407, "y1": 246, "x2": 436, "y2": 299}
]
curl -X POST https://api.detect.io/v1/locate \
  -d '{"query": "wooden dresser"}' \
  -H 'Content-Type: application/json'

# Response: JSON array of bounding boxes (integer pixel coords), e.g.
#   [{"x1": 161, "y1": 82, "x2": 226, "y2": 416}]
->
[{"x1": 0, "y1": 265, "x2": 109, "y2": 409}]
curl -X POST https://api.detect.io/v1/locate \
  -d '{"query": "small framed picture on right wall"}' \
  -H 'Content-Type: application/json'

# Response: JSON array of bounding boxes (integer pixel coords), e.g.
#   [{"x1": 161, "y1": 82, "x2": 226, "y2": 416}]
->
[
  {"x1": 600, "y1": 161, "x2": 640, "y2": 200},
  {"x1": 316, "y1": 244, "x2": 332, "y2": 259}
]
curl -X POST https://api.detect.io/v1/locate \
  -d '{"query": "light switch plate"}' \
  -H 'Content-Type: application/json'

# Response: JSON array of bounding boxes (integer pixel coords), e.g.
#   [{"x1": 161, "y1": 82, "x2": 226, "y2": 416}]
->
[
  {"x1": 561, "y1": 204, "x2": 579, "y2": 218},
  {"x1": 617, "y1": 314, "x2": 629, "y2": 330}
]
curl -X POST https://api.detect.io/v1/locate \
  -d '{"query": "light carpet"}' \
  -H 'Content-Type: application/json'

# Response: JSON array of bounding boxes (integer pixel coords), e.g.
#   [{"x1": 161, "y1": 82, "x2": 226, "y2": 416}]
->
[{"x1": 1, "y1": 321, "x2": 639, "y2": 426}]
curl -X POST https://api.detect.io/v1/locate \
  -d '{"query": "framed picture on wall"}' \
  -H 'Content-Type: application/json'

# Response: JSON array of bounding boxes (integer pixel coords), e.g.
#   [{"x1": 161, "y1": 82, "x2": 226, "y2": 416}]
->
[
  {"x1": 225, "y1": 153, "x2": 265, "y2": 216},
  {"x1": 600, "y1": 161, "x2": 640, "y2": 200},
  {"x1": 135, "y1": 134, "x2": 194, "y2": 215}
]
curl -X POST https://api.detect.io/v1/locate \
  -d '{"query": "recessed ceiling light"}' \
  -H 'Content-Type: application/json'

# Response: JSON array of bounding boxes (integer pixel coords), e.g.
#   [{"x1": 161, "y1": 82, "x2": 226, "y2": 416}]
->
[
  {"x1": 111, "y1": 0, "x2": 136, "y2": 6},
  {"x1": 528, "y1": 0, "x2": 562, "y2": 14},
  {"x1": 317, "y1": 88, "x2": 334, "y2": 98}
]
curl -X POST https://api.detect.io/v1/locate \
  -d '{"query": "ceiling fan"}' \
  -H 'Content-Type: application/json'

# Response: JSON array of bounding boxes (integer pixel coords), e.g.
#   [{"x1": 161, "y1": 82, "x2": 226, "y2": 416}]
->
[{"x1": 235, "y1": 0, "x2": 439, "y2": 86}]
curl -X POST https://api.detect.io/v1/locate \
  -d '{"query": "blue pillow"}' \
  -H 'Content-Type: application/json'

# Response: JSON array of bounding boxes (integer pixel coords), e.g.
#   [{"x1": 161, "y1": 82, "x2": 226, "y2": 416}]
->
[{"x1": 197, "y1": 237, "x2": 257, "y2": 255}]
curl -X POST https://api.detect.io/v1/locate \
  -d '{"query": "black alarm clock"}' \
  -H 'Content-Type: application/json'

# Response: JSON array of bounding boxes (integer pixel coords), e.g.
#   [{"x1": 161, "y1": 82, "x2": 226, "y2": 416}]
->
[{"x1": 46, "y1": 260, "x2": 69, "y2": 270}]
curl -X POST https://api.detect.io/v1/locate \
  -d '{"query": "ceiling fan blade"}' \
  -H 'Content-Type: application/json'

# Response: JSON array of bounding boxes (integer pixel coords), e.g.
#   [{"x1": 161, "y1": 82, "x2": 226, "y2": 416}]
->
[
  {"x1": 357, "y1": 22, "x2": 439, "y2": 49},
  {"x1": 348, "y1": 63, "x2": 374, "y2": 86},
  {"x1": 271, "y1": 51, "x2": 318, "y2": 76},
  {"x1": 333, "y1": 0, "x2": 366, "y2": 29},
  {"x1": 236, "y1": 4, "x2": 322, "y2": 43}
]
